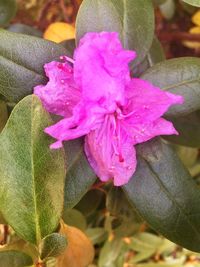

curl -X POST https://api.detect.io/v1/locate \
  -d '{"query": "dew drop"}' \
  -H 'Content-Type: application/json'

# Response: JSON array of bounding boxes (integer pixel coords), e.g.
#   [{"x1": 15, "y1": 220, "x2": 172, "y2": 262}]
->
[
  {"x1": 126, "y1": 166, "x2": 132, "y2": 170},
  {"x1": 61, "y1": 79, "x2": 65, "y2": 84},
  {"x1": 109, "y1": 166, "x2": 115, "y2": 171}
]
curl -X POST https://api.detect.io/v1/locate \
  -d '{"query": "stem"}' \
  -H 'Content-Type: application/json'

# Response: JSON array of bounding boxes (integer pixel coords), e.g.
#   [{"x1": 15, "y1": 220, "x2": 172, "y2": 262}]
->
[
  {"x1": 60, "y1": 0, "x2": 71, "y2": 23},
  {"x1": 158, "y1": 32, "x2": 200, "y2": 42}
]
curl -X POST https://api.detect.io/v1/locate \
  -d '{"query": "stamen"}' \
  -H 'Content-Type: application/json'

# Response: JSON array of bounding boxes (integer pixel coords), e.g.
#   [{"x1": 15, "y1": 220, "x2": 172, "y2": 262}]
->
[{"x1": 60, "y1": 56, "x2": 75, "y2": 64}]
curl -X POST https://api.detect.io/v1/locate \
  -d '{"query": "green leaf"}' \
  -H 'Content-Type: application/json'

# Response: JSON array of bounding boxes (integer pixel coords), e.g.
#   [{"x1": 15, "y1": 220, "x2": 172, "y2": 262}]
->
[
  {"x1": 152, "y1": 0, "x2": 167, "y2": 6},
  {"x1": 182, "y1": 0, "x2": 200, "y2": 7},
  {"x1": 159, "y1": 0, "x2": 175, "y2": 20},
  {"x1": 0, "y1": 29, "x2": 68, "y2": 103},
  {"x1": 0, "y1": 211, "x2": 6, "y2": 223},
  {"x1": 98, "y1": 239, "x2": 125, "y2": 267},
  {"x1": 0, "y1": 251, "x2": 33, "y2": 267},
  {"x1": 8, "y1": 23, "x2": 43, "y2": 37},
  {"x1": 76, "y1": 0, "x2": 154, "y2": 66},
  {"x1": 60, "y1": 39, "x2": 75, "y2": 57},
  {"x1": 0, "y1": 239, "x2": 38, "y2": 261},
  {"x1": 163, "y1": 110, "x2": 200, "y2": 147},
  {"x1": 0, "y1": 95, "x2": 66, "y2": 244},
  {"x1": 62, "y1": 209, "x2": 87, "y2": 231},
  {"x1": 134, "y1": 37, "x2": 165, "y2": 77},
  {"x1": 128, "y1": 233, "x2": 163, "y2": 252},
  {"x1": 86, "y1": 228, "x2": 108, "y2": 245},
  {"x1": 75, "y1": 189, "x2": 104, "y2": 217},
  {"x1": 39, "y1": 233, "x2": 67, "y2": 260},
  {"x1": 0, "y1": 0, "x2": 17, "y2": 27},
  {"x1": 123, "y1": 138, "x2": 200, "y2": 252},
  {"x1": 106, "y1": 187, "x2": 142, "y2": 237},
  {"x1": 141, "y1": 57, "x2": 200, "y2": 117},
  {"x1": 64, "y1": 138, "x2": 96, "y2": 210},
  {"x1": 128, "y1": 249, "x2": 155, "y2": 264}
]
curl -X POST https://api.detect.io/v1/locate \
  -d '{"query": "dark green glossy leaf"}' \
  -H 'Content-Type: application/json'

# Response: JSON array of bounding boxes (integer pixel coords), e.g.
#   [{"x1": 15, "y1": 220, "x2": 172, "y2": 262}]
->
[
  {"x1": 0, "y1": 95, "x2": 66, "y2": 244},
  {"x1": 0, "y1": 251, "x2": 33, "y2": 267},
  {"x1": 64, "y1": 138, "x2": 96, "y2": 210},
  {"x1": 76, "y1": 0, "x2": 154, "y2": 66},
  {"x1": 141, "y1": 57, "x2": 200, "y2": 117},
  {"x1": 133, "y1": 37, "x2": 165, "y2": 77},
  {"x1": 60, "y1": 39, "x2": 75, "y2": 57},
  {"x1": 123, "y1": 138, "x2": 200, "y2": 252},
  {"x1": 8, "y1": 23, "x2": 43, "y2": 37},
  {"x1": 106, "y1": 187, "x2": 142, "y2": 237},
  {"x1": 182, "y1": 0, "x2": 200, "y2": 7},
  {"x1": 40, "y1": 233, "x2": 67, "y2": 260},
  {"x1": 0, "y1": 29, "x2": 68, "y2": 103},
  {"x1": 75, "y1": 189, "x2": 104, "y2": 217},
  {"x1": 0, "y1": 0, "x2": 17, "y2": 27},
  {"x1": 164, "y1": 110, "x2": 200, "y2": 147}
]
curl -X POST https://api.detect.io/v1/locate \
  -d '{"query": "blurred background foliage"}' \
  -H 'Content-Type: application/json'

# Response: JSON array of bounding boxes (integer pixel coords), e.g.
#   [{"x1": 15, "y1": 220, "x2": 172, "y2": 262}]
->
[{"x1": 1, "y1": 0, "x2": 200, "y2": 266}]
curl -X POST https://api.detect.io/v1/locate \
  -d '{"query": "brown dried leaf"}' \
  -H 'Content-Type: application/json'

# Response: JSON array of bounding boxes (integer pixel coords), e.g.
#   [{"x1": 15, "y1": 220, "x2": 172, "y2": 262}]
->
[{"x1": 57, "y1": 222, "x2": 94, "y2": 267}]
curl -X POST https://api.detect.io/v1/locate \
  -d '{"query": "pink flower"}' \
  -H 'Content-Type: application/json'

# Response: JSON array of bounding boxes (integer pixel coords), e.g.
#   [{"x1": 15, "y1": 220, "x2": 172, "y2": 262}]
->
[{"x1": 34, "y1": 32, "x2": 183, "y2": 186}]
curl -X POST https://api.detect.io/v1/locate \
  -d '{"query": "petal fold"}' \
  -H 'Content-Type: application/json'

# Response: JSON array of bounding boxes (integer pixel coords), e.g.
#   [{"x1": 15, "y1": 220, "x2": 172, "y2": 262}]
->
[
  {"x1": 34, "y1": 61, "x2": 80, "y2": 117},
  {"x1": 74, "y1": 32, "x2": 136, "y2": 109}
]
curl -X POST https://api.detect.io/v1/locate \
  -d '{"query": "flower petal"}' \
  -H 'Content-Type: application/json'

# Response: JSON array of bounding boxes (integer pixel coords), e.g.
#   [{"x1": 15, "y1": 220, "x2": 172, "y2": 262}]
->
[
  {"x1": 122, "y1": 117, "x2": 178, "y2": 145},
  {"x1": 124, "y1": 78, "x2": 184, "y2": 124},
  {"x1": 74, "y1": 32, "x2": 136, "y2": 109},
  {"x1": 45, "y1": 102, "x2": 106, "y2": 147},
  {"x1": 85, "y1": 123, "x2": 136, "y2": 186},
  {"x1": 34, "y1": 61, "x2": 80, "y2": 117}
]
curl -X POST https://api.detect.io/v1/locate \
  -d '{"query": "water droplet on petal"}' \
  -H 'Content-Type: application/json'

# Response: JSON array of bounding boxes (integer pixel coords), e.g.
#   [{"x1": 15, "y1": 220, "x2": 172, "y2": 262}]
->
[
  {"x1": 127, "y1": 166, "x2": 132, "y2": 170},
  {"x1": 109, "y1": 166, "x2": 115, "y2": 171},
  {"x1": 143, "y1": 105, "x2": 149, "y2": 110},
  {"x1": 61, "y1": 79, "x2": 65, "y2": 84}
]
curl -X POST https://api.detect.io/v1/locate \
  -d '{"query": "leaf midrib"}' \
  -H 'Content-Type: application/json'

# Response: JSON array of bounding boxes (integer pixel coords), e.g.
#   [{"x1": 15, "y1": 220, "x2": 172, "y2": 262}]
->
[
  {"x1": 31, "y1": 97, "x2": 41, "y2": 244},
  {"x1": 162, "y1": 78, "x2": 200, "y2": 91}
]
